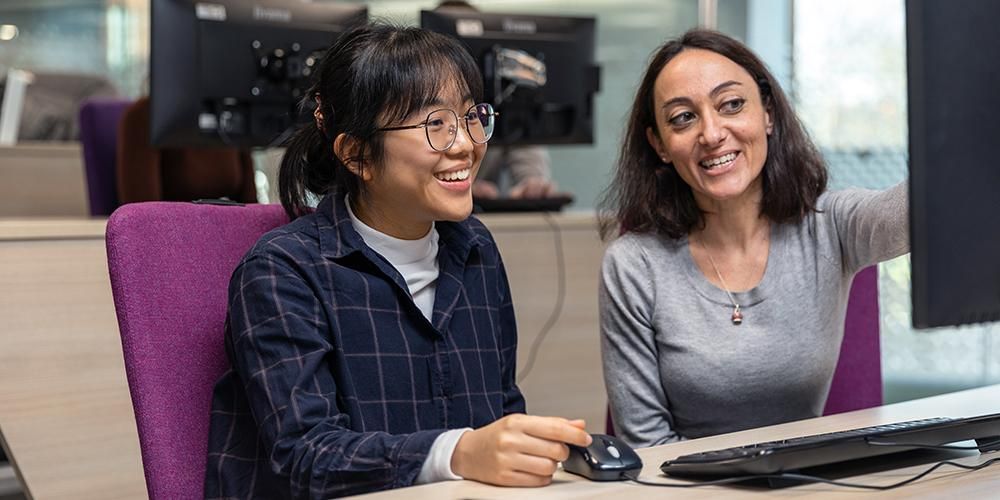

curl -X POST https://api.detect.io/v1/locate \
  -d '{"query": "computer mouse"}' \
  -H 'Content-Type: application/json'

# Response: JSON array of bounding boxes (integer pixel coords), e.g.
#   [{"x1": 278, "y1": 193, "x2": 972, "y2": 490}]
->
[{"x1": 562, "y1": 433, "x2": 643, "y2": 481}]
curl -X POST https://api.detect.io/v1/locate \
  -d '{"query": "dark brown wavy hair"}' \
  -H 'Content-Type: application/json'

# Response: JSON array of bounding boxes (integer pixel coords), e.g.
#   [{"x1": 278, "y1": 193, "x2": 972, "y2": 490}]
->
[{"x1": 598, "y1": 29, "x2": 827, "y2": 240}]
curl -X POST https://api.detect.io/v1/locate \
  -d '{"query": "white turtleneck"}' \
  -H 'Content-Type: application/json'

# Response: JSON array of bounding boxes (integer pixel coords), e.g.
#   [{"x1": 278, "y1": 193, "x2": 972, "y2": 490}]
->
[
  {"x1": 344, "y1": 196, "x2": 469, "y2": 484},
  {"x1": 345, "y1": 196, "x2": 439, "y2": 321}
]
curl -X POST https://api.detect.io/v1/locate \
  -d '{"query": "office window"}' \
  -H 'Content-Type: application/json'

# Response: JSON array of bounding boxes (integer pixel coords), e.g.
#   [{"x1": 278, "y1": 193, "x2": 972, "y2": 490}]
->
[
  {"x1": 0, "y1": 0, "x2": 147, "y2": 97},
  {"x1": 792, "y1": 0, "x2": 1000, "y2": 402},
  {"x1": 0, "y1": 0, "x2": 148, "y2": 144}
]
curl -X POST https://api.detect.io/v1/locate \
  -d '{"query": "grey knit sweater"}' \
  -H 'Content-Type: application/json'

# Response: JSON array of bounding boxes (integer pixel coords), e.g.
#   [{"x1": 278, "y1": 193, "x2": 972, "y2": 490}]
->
[{"x1": 599, "y1": 183, "x2": 909, "y2": 448}]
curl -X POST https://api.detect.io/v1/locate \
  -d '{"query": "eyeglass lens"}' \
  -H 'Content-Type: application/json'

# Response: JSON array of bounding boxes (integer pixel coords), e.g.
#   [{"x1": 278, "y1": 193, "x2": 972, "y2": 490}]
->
[{"x1": 425, "y1": 104, "x2": 495, "y2": 151}]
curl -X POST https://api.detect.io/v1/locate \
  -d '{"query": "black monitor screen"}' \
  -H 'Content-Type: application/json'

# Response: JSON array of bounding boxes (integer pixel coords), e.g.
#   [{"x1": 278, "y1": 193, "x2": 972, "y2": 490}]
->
[
  {"x1": 151, "y1": 0, "x2": 366, "y2": 148},
  {"x1": 906, "y1": 0, "x2": 1000, "y2": 328},
  {"x1": 421, "y1": 9, "x2": 600, "y2": 146}
]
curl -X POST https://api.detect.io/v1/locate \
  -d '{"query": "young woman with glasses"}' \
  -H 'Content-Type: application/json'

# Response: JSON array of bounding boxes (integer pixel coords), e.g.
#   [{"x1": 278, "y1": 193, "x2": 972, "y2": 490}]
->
[{"x1": 204, "y1": 23, "x2": 591, "y2": 499}]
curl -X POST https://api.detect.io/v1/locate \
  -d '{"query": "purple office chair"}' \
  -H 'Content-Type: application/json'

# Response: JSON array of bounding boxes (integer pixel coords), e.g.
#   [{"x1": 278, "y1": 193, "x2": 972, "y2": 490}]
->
[
  {"x1": 605, "y1": 266, "x2": 882, "y2": 434},
  {"x1": 106, "y1": 201, "x2": 288, "y2": 500},
  {"x1": 823, "y1": 265, "x2": 882, "y2": 415},
  {"x1": 79, "y1": 98, "x2": 132, "y2": 216}
]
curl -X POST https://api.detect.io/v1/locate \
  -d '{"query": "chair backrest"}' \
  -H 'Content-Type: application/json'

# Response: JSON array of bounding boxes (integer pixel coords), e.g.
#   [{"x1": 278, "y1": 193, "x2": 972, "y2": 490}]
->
[
  {"x1": 605, "y1": 265, "x2": 882, "y2": 434},
  {"x1": 79, "y1": 98, "x2": 131, "y2": 216},
  {"x1": 106, "y1": 201, "x2": 288, "y2": 500},
  {"x1": 823, "y1": 265, "x2": 882, "y2": 415}
]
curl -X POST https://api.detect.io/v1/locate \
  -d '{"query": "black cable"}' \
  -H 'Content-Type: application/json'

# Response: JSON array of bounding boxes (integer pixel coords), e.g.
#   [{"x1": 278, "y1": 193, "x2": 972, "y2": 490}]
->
[
  {"x1": 629, "y1": 456, "x2": 1000, "y2": 491},
  {"x1": 628, "y1": 473, "x2": 783, "y2": 488},
  {"x1": 516, "y1": 212, "x2": 565, "y2": 384},
  {"x1": 866, "y1": 437, "x2": 1000, "y2": 451}
]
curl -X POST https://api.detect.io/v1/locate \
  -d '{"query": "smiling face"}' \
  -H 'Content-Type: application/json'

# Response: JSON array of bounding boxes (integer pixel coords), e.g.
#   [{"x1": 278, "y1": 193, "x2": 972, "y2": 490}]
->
[
  {"x1": 646, "y1": 48, "x2": 773, "y2": 211},
  {"x1": 349, "y1": 81, "x2": 486, "y2": 239}
]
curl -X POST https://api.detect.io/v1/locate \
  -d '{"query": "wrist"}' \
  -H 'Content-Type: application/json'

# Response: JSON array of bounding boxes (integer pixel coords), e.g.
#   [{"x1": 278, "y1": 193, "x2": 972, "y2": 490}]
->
[{"x1": 450, "y1": 429, "x2": 474, "y2": 479}]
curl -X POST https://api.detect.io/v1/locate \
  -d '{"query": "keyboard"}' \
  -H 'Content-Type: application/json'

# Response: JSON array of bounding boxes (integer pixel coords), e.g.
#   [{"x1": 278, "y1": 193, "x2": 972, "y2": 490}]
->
[
  {"x1": 473, "y1": 194, "x2": 574, "y2": 213},
  {"x1": 660, "y1": 412, "x2": 1000, "y2": 477}
]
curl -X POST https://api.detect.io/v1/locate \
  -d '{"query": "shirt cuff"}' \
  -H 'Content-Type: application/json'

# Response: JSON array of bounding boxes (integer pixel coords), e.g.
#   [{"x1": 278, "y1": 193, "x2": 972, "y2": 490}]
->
[{"x1": 415, "y1": 428, "x2": 472, "y2": 484}]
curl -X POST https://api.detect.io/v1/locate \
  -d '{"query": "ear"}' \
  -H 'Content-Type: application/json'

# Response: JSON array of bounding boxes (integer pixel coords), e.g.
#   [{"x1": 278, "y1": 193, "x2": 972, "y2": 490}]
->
[
  {"x1": 765, "y1": 108, "x2": 774, "y2": 136},
  {"x1": 333, "y1": 133, "x2": 370, "y2": 181},
  {"x1": 646, "y1": 126, "x2": 670, "y2": 164}
]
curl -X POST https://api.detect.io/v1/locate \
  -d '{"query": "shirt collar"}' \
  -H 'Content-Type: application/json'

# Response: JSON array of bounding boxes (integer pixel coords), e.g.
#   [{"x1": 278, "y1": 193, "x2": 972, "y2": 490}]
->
[{"x1": 316, "y1": 191, "x2": 485, "y2": 261}]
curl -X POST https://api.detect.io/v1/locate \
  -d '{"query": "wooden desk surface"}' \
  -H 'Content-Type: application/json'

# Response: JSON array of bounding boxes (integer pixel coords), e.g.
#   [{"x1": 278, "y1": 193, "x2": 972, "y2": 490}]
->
[
  {"x1": 0, "y1": 142, "x2": 89, "y2": 217},
  {"x1": 0, "y1": 217, "x2": 146, "y2": 500},
  {"x1": 354, "y1": 384, "x2": 1000, "y2": 499}
]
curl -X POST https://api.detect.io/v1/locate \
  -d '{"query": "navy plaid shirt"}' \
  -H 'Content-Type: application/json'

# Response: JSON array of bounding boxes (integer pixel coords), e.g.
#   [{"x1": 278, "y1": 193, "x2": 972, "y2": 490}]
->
[{"x1": 204, "y1": 193, "x2": 526, "y2": 499}]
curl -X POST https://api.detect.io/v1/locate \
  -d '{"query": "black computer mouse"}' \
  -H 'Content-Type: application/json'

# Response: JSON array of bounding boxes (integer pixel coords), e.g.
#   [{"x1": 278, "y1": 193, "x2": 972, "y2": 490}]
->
[{"x1": 562, "y1": 433, "x2": 643, "y2": 481}]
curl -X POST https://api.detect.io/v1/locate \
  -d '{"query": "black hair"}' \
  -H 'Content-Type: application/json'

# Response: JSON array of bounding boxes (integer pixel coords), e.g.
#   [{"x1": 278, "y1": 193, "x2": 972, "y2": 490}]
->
[
  {"x1": 278, "y1": 23, "x2": 484, "y2": 219},
  {"x1": 598, "y1": 29, "x2": 827, "y2": 240}
]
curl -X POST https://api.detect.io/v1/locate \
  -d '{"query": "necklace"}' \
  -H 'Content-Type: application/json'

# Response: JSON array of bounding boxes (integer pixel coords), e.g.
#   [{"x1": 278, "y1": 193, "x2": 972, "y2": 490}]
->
[{"x1": 695, "y1": 237, "x2": 743, "y2": 325}]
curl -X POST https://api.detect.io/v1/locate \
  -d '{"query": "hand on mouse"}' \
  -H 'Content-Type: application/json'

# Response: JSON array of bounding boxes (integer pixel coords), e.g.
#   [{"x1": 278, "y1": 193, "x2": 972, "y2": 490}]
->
[{"x1": 451, "y1": 414, "x2": 591, "y2": 486}]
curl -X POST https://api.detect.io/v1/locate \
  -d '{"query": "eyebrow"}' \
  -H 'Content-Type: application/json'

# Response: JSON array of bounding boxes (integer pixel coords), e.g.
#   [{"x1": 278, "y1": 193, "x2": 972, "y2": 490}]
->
[
  {"x1": 428, "y1": 92, "x2": 475, "y2": 108},
  {"x1": 661, "y1": 80, "x2": 744, "y2": 112}
]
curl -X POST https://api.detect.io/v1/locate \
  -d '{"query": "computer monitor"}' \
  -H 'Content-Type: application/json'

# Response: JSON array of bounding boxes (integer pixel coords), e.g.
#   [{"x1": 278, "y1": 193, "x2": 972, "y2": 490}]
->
[
  {"x1": 421, "y1": 9, "x2": 600, "y2": 146},
  {"x1": 150, "y1": 0, "x2": 366, "y2": 148},
  {"x1": 906, "y1": 0, "x2": 1000, "y2": 328}
]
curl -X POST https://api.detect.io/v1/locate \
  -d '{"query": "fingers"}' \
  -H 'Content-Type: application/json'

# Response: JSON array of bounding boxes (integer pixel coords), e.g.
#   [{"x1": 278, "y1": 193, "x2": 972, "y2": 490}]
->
[
  {"x1": 536, "y1": 181, "x2": 557, "y2": 198},
  {"x1": 511, "y1": 434, "x2": 572, "y2": 462},
  {"x1": 517, "y1": 415, "x2": 593, "y2": 447},
  {"x1": 510, "y1": 453, "x2": 561, "y2": 477},
  {"x1": 493, "y1": 469, "x2": 554, "y2": 487},
  {"x1": 509, "y1": 178, "x2": 556, "y2": 199}
]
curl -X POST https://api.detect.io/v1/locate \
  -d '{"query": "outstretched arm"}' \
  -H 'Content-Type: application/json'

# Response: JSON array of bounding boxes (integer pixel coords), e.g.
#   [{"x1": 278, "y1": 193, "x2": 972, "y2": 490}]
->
[{"x1": 827, "y1": 181, "x2": 909, "y2": 273}]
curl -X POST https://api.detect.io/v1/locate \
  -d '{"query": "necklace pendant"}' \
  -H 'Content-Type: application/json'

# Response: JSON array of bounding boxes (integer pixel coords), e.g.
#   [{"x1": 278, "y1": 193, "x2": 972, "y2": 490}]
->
[{"x1": 731, "y1": 305, "x2": 743, "y2": 325}]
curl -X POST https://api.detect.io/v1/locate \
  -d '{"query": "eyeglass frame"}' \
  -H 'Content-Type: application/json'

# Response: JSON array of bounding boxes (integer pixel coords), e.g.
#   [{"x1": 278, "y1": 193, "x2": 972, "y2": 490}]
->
[{"x1": 375, "y1": 103, "x2": 499, "y2": 152}]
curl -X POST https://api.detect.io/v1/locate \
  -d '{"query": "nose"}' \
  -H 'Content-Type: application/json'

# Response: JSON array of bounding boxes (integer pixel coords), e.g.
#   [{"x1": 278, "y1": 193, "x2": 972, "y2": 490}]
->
[
  {"x1": 698, "y1": 112, "x2": 727, "y2": 147},
  {"x1": 446, "y1": 119, "x2": 476, "y2": 156}
]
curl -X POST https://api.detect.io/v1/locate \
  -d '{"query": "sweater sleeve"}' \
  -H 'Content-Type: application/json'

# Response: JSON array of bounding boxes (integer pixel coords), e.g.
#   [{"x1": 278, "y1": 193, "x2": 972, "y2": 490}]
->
[
  {"x1": 599, "y1": 236, "x2": 682, "y2": 448},
  {"x1": 825, "y1": 181, "x2": 910, "y2": 273}
]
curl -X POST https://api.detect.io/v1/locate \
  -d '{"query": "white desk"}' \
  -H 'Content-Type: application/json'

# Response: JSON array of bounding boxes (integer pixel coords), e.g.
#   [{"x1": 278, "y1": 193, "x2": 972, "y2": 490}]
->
[{"x1": 353, "y1": 384, "x2": 1000, "y2": 499}]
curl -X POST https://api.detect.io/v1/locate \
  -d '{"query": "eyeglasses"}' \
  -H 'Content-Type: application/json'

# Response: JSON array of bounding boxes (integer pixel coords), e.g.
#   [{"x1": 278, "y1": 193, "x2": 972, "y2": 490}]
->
[{"x1": 376, "y1": 103, "x2": 497, "y2": 152}]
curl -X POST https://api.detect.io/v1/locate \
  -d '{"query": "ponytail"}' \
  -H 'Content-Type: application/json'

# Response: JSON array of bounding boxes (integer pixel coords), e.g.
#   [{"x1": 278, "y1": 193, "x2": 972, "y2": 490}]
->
[{"x1": 278, "y1": 121, "x2": 338, "y2": 220}]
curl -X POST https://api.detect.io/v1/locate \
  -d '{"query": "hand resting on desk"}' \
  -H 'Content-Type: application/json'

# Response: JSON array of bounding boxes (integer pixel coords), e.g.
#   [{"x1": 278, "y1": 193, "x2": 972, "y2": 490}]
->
[{"x1": 451, "y1": 414, "x2": 592, "y2": 487}]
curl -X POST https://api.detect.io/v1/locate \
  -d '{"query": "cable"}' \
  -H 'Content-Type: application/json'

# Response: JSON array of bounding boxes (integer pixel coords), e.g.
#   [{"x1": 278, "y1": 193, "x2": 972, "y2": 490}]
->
[
  {"x1": 629, "y1": 456, "x2": 1000, "y2": 490},
  {"x1": 628, "y1": 473, "x2": 784, "y2": 488},
  {"x1": 516, "y1": 211, "x2": 565, "y2": 383},
  {"x1": 866, "y1": 437, "x2": 1000, "y2": 451}
]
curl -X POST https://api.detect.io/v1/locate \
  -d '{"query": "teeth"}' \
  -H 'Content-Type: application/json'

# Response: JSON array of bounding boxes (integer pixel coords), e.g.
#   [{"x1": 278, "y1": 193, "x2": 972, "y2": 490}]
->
[
  {"x1": 435, "y1": 168, "x2": 470, "y2": 182},
  {"x1": 700, "y1": 152, "x2": 737, "y2": 169}
]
